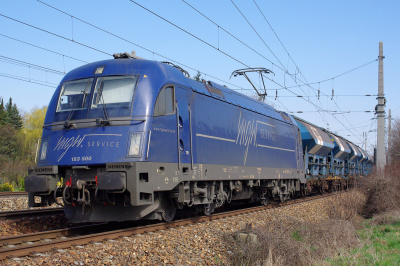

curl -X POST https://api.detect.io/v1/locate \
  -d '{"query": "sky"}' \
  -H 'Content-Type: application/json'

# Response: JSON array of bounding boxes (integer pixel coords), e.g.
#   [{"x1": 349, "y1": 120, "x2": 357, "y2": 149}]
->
[{"x1": 0, "y1": 0, "x2": 399, "y2": 156}]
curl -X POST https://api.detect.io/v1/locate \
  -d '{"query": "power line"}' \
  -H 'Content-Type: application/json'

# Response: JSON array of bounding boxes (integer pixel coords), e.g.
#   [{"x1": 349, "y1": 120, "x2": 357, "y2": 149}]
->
[
  {"x1": 230, "y1": 0, "x2": 287, "y2": 72},
  {"x1": 0, "y1": 72, "x2": 57, "y2": 88},
  {"x1": 266, "y1": 94, "x2": 376, "y2": 98},
  {"x1": 251, "y1": 0, "x2": 370, "y2": 140},
  {"x1": 271, "y1": 59, "x2": 378, "y2": 91},
  {"x1": 336, "y1": 124, "x2": 374, "y2": 132},
  {"x1": 10, "y1": 1, "x2": 370, "y2": 142},
  {"x1": 182, "y1": 0, "x2": 375, "y2": 143},
  {"x1": 128, "y1": 0, "x2": 327, "y2": 111},
  {"x1": 0, "y1": 55, "x2": 65, "y2": 75},
  {"x1": 336, "y1": 118, "x2": 377, "y2": 131},
  {"x1": 35, "y1": 0, "x2": 252, "y2": 93},
  {"x1": 230, "y1": 0, "x2": 329, "y2": 128},
  {"x1": 289, "y1": 110, "x2": 372, "y2": 113},
  {"x1": 128, "y1": 1, "x2": 252, "y2": 68},
  {"x1": 0, "y1": 13, "x2": 112, "y2": 56},
  {"x1": 181, "y1": 0, "x2": 279, "y2": 71},
  {"x1": 129, "y1": 0, "x2": 375, "y2": 141},
  {"x1": 0, "y1": 33, "x2": 89, "y2": 64},
  {"x1": 182, "y1": 0, "x2": 376, "y2": 95},
  {"x1": 36, "y1": 0, "x2": 373, "y2": 129}
]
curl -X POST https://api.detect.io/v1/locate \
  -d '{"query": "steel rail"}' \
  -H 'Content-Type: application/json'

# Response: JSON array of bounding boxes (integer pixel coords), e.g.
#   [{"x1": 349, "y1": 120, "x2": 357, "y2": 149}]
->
[
  {"x1": 0, "y1": 223, "x2": 108, "y2": 247},
  {"x1": 0, "y1": 191, "x2": 345, "y2": 260},
  {"x1": 0, "y1": 208, "x2": 63, "y2": 221},
  {"x1": 0, "y1": 192, "x2": 28, "y2": 198}
]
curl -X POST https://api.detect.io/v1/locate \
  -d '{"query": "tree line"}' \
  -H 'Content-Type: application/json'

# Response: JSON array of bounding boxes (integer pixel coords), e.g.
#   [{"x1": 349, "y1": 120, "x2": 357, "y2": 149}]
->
[{"x1": 0, "y1": 96, "x2": 47, "y2": 190}]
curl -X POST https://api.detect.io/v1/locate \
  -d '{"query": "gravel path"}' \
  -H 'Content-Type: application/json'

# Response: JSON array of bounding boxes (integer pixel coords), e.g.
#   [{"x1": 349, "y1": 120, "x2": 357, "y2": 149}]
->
[{"x1": 2, "y1": 193, "x2": 348, "y2": 266}]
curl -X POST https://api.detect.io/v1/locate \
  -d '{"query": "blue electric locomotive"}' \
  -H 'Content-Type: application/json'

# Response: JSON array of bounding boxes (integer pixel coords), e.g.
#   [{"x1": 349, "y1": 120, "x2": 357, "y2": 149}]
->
[{"x1": 25, "y1": 53, "x2": 307, "y2": 222}]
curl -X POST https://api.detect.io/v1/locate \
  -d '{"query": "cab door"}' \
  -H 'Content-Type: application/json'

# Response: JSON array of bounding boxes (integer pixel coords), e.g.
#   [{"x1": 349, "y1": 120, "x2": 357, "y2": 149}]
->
[{"x1": 175, "y1": 87, "x2": 191, "y2": 171}]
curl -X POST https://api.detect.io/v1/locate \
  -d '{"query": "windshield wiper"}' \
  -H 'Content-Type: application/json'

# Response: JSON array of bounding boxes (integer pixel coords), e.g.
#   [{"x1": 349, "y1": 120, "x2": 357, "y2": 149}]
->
[
  {"x1": 64, "y1": 80, "x2": 90, "y2": 128},
  {"x1": 95, "y1": 80, "x2": 111, "y2": 126}
]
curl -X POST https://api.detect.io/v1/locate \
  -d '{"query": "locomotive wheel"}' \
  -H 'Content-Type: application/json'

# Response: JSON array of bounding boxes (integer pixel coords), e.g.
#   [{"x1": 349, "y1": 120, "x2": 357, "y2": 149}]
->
[{"x1": 162, "y1": 207, "x2": 176, "y2": 222}]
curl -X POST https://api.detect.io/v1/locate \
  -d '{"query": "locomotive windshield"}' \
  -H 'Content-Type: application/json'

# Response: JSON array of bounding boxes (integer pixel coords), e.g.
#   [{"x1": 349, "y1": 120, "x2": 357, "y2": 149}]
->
[
  {"x1": 88, "y1": 76, "x2": 138, "y2": 118},
  {"x1": 54, "y1": 75, "x2": 139, "y2": 121},
  {"x1": 56, "y1": 78, "x2": 93, "y2": 112},
  {"x1": 91, "y1": 76, "x2": 136, "y2": 109}
]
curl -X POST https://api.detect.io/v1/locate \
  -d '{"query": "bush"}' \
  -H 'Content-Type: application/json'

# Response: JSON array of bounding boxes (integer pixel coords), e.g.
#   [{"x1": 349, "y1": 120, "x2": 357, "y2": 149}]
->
[
  {"x1": 0, "y1": 182, "x2": 13, "y2": 191},
  {"x1": 17, "y1": 175, "x2": 24, "y2": 191},
  {"x1": 358, "y1": 168, "x2": 400, "y2": 218}
]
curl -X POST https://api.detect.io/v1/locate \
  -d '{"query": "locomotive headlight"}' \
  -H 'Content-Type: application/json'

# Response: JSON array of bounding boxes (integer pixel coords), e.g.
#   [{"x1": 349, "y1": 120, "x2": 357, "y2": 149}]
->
[
  {"x1": 39, "y1": 140, "x2": 49, "y2": 161},
  {"x1": 128, "y1": 133, "x2": 142, "y2": 156}
]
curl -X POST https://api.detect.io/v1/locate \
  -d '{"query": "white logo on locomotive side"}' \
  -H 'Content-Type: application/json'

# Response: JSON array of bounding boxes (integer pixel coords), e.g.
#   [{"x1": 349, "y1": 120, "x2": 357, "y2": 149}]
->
[{"x1": 236, "y1": 112, "x2": 257, "y2": 165}]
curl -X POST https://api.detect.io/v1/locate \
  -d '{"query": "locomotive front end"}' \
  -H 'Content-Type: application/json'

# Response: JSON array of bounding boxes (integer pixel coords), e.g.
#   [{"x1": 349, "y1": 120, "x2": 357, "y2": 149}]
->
[{"x1": 24, "y1": 58, "x2": 166, "y2": 222}]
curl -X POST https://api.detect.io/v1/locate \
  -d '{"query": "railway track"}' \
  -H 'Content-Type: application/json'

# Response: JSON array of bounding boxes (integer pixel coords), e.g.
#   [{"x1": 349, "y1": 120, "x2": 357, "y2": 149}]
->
[
  {"x1": 0, "y1": 191, "x2": 346, "y2": 260},
  {"x1": 0, "y1": 192, "x2": 28, "y2": 198},
  {"x1": 0, "y1": 208, "x2": 63, "y2": 221}
]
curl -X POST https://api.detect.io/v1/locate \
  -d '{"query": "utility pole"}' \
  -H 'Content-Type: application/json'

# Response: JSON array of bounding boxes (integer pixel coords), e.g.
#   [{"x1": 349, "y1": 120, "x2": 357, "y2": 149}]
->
[
  {"x1": 376, "y1": 41, "x2": 386, "y2": 170},
  {"x1": 388, "y1": 109, "x2": 392, "y2": 164}
]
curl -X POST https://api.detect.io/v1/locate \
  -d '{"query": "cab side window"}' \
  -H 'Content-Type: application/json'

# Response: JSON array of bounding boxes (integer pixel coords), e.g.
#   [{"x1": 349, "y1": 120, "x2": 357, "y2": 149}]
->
[{"x1": 154, "y1": 86, "x2": 174, "y2": 116}]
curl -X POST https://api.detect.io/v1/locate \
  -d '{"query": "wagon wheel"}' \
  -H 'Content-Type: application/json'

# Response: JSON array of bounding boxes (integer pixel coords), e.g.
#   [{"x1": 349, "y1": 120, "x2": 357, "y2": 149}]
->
[
  {"x1": 203, "y1": 203, "x2": 215, "y2": 216},
  {"x1": 300, "y1": 187, "x2": 306, "y2": 198},
  {"x1": 319, "y1": 181, "x2": 325, "y2": 195},
  {"x1": 261, "y1": 197, "x2": 269, "y2": 205},
  {"x1": 162, "y1": 207, "x2": 176, "y2": 222},
  {"x1": 333, "y1": 181, "x2": 338, "y2": 192}
]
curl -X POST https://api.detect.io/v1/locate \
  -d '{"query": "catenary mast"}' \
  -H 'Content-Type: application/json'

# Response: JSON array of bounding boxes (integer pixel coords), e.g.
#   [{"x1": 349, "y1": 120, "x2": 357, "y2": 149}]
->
[{"x1": 376, "y1": 42, "x2": 386, "y2": 169}]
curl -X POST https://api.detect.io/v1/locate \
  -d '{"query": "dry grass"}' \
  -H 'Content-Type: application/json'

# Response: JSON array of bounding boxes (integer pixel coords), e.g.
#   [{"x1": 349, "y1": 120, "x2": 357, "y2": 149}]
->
[
  {"x1": 358, "y1": 166, "x2": 400, "y2": 218},
  {"x1": 227, "y1": 217, "x2": 360, "y2": 266},
  {"x1": 325, "y1": 190, "x2": 365, "y2": 223},
  {"x1": 228, "y1": 164, "x2": 400, "y2": 265},
  {"x1": 369, "y1": 210, "x2": 400, "y2": 226}
]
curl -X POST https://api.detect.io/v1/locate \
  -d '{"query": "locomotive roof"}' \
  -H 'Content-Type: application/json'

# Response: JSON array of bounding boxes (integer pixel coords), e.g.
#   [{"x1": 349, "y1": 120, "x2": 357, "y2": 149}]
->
[{"x1": 58, "y1": 58, "x2": 292, "y2": 125}]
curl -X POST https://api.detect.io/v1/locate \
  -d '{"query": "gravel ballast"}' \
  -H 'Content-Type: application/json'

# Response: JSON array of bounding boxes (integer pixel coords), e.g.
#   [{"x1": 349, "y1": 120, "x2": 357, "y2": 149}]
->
[
  {"x1": 0, "y1": 197, "x2": 60, "y2": 212},
  {"x1": 1, "y1": 193, "x2": 349, "y2": 265}
]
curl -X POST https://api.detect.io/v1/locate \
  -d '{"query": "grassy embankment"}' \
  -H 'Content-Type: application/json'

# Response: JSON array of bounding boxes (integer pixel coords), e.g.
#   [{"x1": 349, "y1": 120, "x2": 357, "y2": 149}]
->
[{"x1": 228, "y1": 171, "x2": 400, "y2": 266}]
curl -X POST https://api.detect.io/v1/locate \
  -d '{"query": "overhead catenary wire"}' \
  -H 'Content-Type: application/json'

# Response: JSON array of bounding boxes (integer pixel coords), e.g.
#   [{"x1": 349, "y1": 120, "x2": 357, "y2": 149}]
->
[
  {"x1": 35, "y1": 0, "x2": 377, "y2": 116},
  {"x1": 182, "y1": 0, "x2": 377, "y2": 95},
  {"x1": 0, "y1": 13, "x2": 112, "y2": 56},
  {"x1": 0, "y1": 34, "x2": 88, "y2": 64},
  {"x1": 266, "y1": 94, "x2": 377, "y2": 98},
  {"x1": 0, "y1": 55, "x2": 65, "y2": 75},
  {"x1": 33, "y1": 0, "x2": 377, "y2": 111},
  {"x1": 36, "y1": 0, "x2": 346, "y2": 108},
  {"x1": 250, "y1": 0, "x2": 369, "y2": 141},
  {"x1": 230, "y1": 0, "x2": 330, "y2": 128},
  {"x1": 127, "y1": 1, "x2": 331, "y2": 114},
  {"x1": 289, "y1": 110, "x2": 372, "y2": 113},
  {"x1": 118, "y1": 0, "x2": 373, "y2": 141},
  {"x1": 34, "y1": 0, "x2": 251, "y2": 93},
  {"x1": 6, "y1": 0, "x2": 372, "y2": 143},
  {"x1": 0, "y1": 72, "x2": 57, "y2": 88}
]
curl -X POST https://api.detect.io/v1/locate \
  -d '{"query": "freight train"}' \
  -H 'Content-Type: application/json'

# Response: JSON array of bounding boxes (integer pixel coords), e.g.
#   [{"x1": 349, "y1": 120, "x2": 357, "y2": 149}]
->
[{"x1": 25, "y1": 52, "x2": 373, "y2": 223}]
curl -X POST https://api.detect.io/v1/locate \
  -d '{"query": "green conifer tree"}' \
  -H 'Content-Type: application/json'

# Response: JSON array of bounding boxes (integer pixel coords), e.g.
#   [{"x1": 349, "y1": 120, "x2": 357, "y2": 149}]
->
[
  {"x1": 0, "y1": 97, "x2": 7, "y2": 125},
  {"x1": 5, "y1": 98, "x2": 22, "y2": 130}
]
